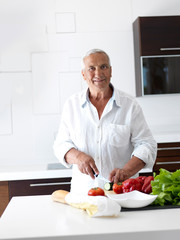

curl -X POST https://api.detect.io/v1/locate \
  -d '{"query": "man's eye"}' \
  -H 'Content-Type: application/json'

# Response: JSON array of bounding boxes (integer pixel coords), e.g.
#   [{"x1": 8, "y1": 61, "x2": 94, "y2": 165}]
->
[
  {"x1": 88, "y1": 66, "x2": 95, "y2": 71},
  {"x1": 101, "y1": 65, "x2": 108, "y2": 70}
]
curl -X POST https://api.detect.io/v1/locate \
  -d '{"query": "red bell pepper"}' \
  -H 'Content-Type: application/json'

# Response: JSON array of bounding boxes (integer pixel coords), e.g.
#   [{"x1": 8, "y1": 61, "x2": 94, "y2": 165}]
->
[
  {"x1": 141, "y1": 176, "x2": 154, "y2": 194},
  {"x1": 122, "y1": 178, "x2": 142, "y2": 193},
  {"x1": 135, "y1": 176, "x2": 147, "y2": 186}
]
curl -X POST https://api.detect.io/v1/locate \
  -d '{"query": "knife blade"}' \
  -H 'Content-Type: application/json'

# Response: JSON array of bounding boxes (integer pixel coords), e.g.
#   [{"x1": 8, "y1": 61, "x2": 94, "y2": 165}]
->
[{"x1": 94, "y1": 173, "x2": 110, "y2": 183}]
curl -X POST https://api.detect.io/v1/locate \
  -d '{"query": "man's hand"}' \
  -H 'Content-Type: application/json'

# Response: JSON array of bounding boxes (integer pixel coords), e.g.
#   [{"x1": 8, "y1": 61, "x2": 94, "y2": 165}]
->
[
  {"x1": 109, "y1": 156, "x2": 146, "y2": 183},
  {"x1": 75, "y1": 151, "x2": 99, "y2": 179},
  {"x1": 65, "y1": 148, "x2": 99, "y2": 179},
  {"x1": 109, "y1": 168, "x2": 130, "y2": 183}
]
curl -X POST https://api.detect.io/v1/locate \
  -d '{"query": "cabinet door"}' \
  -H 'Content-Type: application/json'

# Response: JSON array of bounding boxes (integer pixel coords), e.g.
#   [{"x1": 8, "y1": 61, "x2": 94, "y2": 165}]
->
[
  {"x1": 138, "y1": 16, "x2": 180, "y2": 56},
  {"x1": 153, "y1": 142, "x2": 180, "y2": 173},
  {"x1": 9, "y1": 178, "x2": 71, "y2": 200},
  {"x1": 0, "y1": 181, "x2": 9, "y2": 216}
]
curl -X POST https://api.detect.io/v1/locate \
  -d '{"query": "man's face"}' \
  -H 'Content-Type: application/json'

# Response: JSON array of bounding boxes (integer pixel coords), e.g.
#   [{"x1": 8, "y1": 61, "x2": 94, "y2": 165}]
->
[{"x1": 81, "y1": 52, "x2": 112, "y2": 92}]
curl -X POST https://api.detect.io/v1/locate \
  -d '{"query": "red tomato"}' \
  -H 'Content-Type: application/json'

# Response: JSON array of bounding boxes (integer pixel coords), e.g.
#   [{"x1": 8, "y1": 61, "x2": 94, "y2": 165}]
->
[
  {"x1": 88, "y1": 187, "x2": 105, "y2": 196},
  {"x1": 113, "y1": 183, "x2": 123, "y2": 194}
]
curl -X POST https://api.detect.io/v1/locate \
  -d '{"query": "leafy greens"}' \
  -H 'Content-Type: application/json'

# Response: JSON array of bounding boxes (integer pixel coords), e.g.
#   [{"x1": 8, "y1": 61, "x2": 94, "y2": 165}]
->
[{"x1": 151, "y1": 168, "x2": 180, "y2": 206}]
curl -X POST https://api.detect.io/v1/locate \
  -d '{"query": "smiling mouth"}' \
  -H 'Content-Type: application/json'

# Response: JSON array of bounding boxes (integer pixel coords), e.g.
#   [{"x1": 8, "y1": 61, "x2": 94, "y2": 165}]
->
[{"x1": 93, "y1": 78, "x2": 105, "y2": 82}]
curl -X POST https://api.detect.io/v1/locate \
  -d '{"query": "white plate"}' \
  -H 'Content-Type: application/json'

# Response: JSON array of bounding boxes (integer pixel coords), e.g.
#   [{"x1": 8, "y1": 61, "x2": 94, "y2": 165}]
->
[{"x1": 106, "y1": 190, "x2": 158, "y2": 208}]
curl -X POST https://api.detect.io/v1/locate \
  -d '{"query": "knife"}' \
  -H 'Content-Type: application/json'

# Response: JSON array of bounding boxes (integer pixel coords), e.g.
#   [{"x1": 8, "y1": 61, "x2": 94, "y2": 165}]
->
[{"x1": 94, "y1": 173, "x2": 110, "y2": 183}]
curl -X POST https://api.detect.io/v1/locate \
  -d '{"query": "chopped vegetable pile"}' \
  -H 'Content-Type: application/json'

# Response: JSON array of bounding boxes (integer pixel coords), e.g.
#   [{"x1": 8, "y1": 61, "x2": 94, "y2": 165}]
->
[
  {"x1": 104, "y1": 175, "x2": 154, "y2": 194},
  {"x1": 151, "y1": 168, "x2": 180, "y2": 206}
]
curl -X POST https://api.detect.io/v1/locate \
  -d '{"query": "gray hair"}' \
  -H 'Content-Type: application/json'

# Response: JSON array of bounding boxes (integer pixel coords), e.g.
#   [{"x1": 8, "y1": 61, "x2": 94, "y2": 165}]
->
[{"x1": 81, "y1": 49, "x2": 111, "y2": 69}]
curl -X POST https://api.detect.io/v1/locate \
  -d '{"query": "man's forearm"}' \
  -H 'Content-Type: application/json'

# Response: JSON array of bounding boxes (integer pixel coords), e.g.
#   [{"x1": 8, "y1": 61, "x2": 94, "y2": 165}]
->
[
  {"x1": 123, "y1": 155, "x2": 145, "y2": 177},
  {"x1": 64, "y1": 148, "x2": 81, "y2": 165}
]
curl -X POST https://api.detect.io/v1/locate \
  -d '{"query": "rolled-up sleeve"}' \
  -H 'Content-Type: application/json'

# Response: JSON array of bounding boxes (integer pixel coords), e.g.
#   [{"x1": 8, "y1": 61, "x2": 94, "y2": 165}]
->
[{"x1": 130, "y1": 102, "x2": 157, "y2": 170}]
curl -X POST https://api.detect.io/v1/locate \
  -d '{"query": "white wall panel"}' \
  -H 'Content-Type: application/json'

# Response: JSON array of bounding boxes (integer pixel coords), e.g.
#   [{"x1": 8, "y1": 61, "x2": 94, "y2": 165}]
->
[
  {"x1": 55, "y1": 12, "x2": 76, "y2": 33},
  {"x1": 136, "y1": 94, "x2": 180, "y2": 136},
  {"x1": 132, "y1": 0, "x2": 180, "y2": 21},
  {"x1": 0, "y1": 73, "x2": 34, "y2": 164},
  {"x1": 0, "y1": 52, "x2": 31, "y2": 72},
  {"x1": 32, "y1": 115, "x2": 60, "y2": 164},
  {"x1": 59, "y1": 72, "x2": 83, "y2": 109},
  {"x1": 55, "y1": 0, "x2": 132, "y2": 31},
  {"x1": 32, "y1": 52, "x2": 69, "y2": 114},
  {"x1": 69, "y1": 57, "x2": 81, "y2": 72},
  {"x1": 0, "y1": 75, "x2": 12, "y2": 135},
  {"x1": 0, "y1": 0, "x2": 49, "y2": 53}
]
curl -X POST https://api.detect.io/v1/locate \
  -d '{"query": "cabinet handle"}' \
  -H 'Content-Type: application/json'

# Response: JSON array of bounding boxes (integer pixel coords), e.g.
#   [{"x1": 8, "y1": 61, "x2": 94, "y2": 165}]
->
[
  {"x1": 160, "y1": 47, "x2": 180, "y2": 51},
  {"x1": 30, "y1": 182, "x2": 71, "y2": 187},
  {"x1": 156, "y1": 161, "x2": 180, "y2": 165},
  {"x1": 158, "y1": 147, "x2": 180, "y2": 151}
]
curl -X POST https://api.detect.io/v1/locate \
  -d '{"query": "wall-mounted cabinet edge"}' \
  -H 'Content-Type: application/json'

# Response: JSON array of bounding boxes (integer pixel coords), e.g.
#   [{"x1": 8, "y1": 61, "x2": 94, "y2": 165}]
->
[{"x1": 133, "y1": 15, "x2": 180, "y2": 97}]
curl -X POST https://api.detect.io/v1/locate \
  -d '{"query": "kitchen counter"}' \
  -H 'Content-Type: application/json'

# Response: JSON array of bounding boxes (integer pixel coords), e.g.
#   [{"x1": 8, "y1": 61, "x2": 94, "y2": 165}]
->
[
  {"x1": 0, "y1": 163, "x2": 151, "y2": 182},
  {"x1": 0, "y1": 163, "x2": 72, "y2": 181},
  {"x1": 152, "y1": 129, "x2": 180, "y2": 143},
  {"x1": 0, "y1": 195, "x2": 179, "y2": 240}
]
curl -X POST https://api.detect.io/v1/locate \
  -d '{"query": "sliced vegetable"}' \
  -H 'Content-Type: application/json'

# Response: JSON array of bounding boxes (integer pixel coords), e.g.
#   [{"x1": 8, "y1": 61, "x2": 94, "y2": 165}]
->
[
  {"x1": 113, "y1": 182, "x2": 123, "y2": 194},
  {"x1": 88, "y1": 187, "x2": 105, "y2": 196},
  {"x1": 104, "y1": 182, "x2": 113, "y2": 191}
]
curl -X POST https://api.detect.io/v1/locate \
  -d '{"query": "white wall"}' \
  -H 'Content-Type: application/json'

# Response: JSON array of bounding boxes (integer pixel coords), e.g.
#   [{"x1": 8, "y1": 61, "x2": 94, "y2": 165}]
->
[{"x1": 0, "y1": 0, "x2": 180, "y2": 166}]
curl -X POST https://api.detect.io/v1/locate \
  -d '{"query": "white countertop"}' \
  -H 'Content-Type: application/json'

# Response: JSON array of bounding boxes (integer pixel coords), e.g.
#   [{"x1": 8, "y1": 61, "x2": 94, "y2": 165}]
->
[
  {"x1": 0, "y1": 195, "x2": 179, "y2": 240},
  {"x1": 0, "y1": 163, "x2": 72, "y2": 181},
  {"x1": 148, "y1": 122, "x2": 180, "y2": 143},
  {"x1": 153, "y1": 131, "x2": 180, "y2": 143},
  {"x1": 0, "y1": 163, "x2": 152, "y2": 182}
]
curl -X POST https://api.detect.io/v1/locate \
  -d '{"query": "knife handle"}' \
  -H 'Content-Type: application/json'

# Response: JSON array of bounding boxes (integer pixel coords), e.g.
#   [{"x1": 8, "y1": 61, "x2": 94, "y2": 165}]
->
[{"x1": 92, "y1": 169, "x2": 98, "y2": 177}]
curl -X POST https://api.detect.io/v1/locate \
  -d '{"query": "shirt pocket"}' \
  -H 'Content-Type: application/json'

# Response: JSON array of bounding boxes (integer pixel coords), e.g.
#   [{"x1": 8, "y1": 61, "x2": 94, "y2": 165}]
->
[{"x1": 108, "y1": 124, "x2": 130, "y2": 147}]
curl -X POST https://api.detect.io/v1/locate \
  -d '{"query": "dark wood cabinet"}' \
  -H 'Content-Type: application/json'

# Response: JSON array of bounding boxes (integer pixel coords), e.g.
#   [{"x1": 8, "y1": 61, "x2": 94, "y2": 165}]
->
[
  {"x1": 153, "y1": 142, "x2": 180, "y2": 173},
  {"x1": 8, "y1": 177, "x2": 71, "y2": 200},
  {"x1": 133, "y1": 16, "x2": 180, "y2": 56},
  {"x1": 0, "y1": 181, "x2": 9, "y2": 217},
  {"x1": 0, "y1": 177, "x2": 71, "y2": 217},
  {"x1": 133, "y1": 16, "x2": 180, "y2": 96}
]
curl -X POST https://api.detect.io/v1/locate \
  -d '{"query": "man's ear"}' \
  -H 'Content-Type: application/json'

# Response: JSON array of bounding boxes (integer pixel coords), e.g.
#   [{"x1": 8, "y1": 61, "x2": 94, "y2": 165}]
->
[
  {"x1": 81, "y1": 70, "x2": 86, "y2": 80},
  {"x1": 110, "y1": 66, "x2": 112, "y2": 77}
]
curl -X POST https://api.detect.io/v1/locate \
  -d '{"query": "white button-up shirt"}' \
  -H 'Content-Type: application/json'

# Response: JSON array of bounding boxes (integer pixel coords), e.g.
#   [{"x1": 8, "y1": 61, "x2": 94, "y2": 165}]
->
[{"x1": 53, "y1": 86, "x2": 157, "y2": 194}]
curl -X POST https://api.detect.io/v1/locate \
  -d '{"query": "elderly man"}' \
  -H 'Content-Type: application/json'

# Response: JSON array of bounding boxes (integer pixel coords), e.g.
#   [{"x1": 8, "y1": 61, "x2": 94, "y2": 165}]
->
[{"x1": 53, "y1": 49, "x2": 157, "y2": 194}]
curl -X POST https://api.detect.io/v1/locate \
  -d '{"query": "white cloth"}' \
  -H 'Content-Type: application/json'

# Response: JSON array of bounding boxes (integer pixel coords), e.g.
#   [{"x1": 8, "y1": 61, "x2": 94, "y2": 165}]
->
[
  {"x1": 65, "y1": 193, "x2": 121, "y2": 217},
  {"x1": 53, "y1": 85, "x2": 157, "y2": 194}
]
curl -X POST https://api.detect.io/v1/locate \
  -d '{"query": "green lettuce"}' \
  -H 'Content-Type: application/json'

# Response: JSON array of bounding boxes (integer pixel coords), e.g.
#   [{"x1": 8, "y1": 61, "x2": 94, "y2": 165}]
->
[{"x1": 151, "y1": 168, "x2": 180, "y2": 206}]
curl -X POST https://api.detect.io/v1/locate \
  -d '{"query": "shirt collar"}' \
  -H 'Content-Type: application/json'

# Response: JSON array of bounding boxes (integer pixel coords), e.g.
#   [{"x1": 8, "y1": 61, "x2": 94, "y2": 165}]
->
[
  {"x1": 110, "y1": 84, "x2": 122, "y2": 108},
  {"x1": 80, "y1": 83, "x2": 122, "y2": 108},
  {"x1": 80, "y1": 88, "x2": 90, "y2": 108}
]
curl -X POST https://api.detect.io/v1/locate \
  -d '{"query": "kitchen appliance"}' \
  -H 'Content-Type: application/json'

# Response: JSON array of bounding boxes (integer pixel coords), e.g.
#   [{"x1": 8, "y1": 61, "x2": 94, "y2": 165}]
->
[{"x1": 141, "y1": 54, "x2": 180, "y2": 95}]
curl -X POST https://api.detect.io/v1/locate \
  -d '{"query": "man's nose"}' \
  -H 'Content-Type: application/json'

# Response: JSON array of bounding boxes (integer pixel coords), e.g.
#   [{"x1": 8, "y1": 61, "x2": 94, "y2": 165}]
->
[{"x1": 95, "y1": 67, "x2": 102, "y2": 77}]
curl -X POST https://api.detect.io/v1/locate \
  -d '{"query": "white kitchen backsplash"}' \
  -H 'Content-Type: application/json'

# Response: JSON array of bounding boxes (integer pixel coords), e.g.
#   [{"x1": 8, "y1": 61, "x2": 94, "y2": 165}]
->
[{"x1": 0, "y1": 0, "x2": 180, "y2": 166}]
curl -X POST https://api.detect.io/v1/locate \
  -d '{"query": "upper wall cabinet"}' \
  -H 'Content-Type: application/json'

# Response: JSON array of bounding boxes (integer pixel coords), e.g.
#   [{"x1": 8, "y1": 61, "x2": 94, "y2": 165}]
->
[
  {"x1": 133, "y1": 16, "x2": 180, "y2": 96},
  {"x1": 133, "y1": 16, "x2": 180, "y2": 56}
]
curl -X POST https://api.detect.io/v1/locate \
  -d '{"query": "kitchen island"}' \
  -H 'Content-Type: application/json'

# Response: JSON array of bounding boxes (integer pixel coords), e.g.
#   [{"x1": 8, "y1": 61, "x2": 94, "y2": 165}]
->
[
  {"x1": 0, "y1": 163, "x2": 153, "y2": 217},
  {"x1": 0, "y1": 195, "x2": 179, "y2": 240}
]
